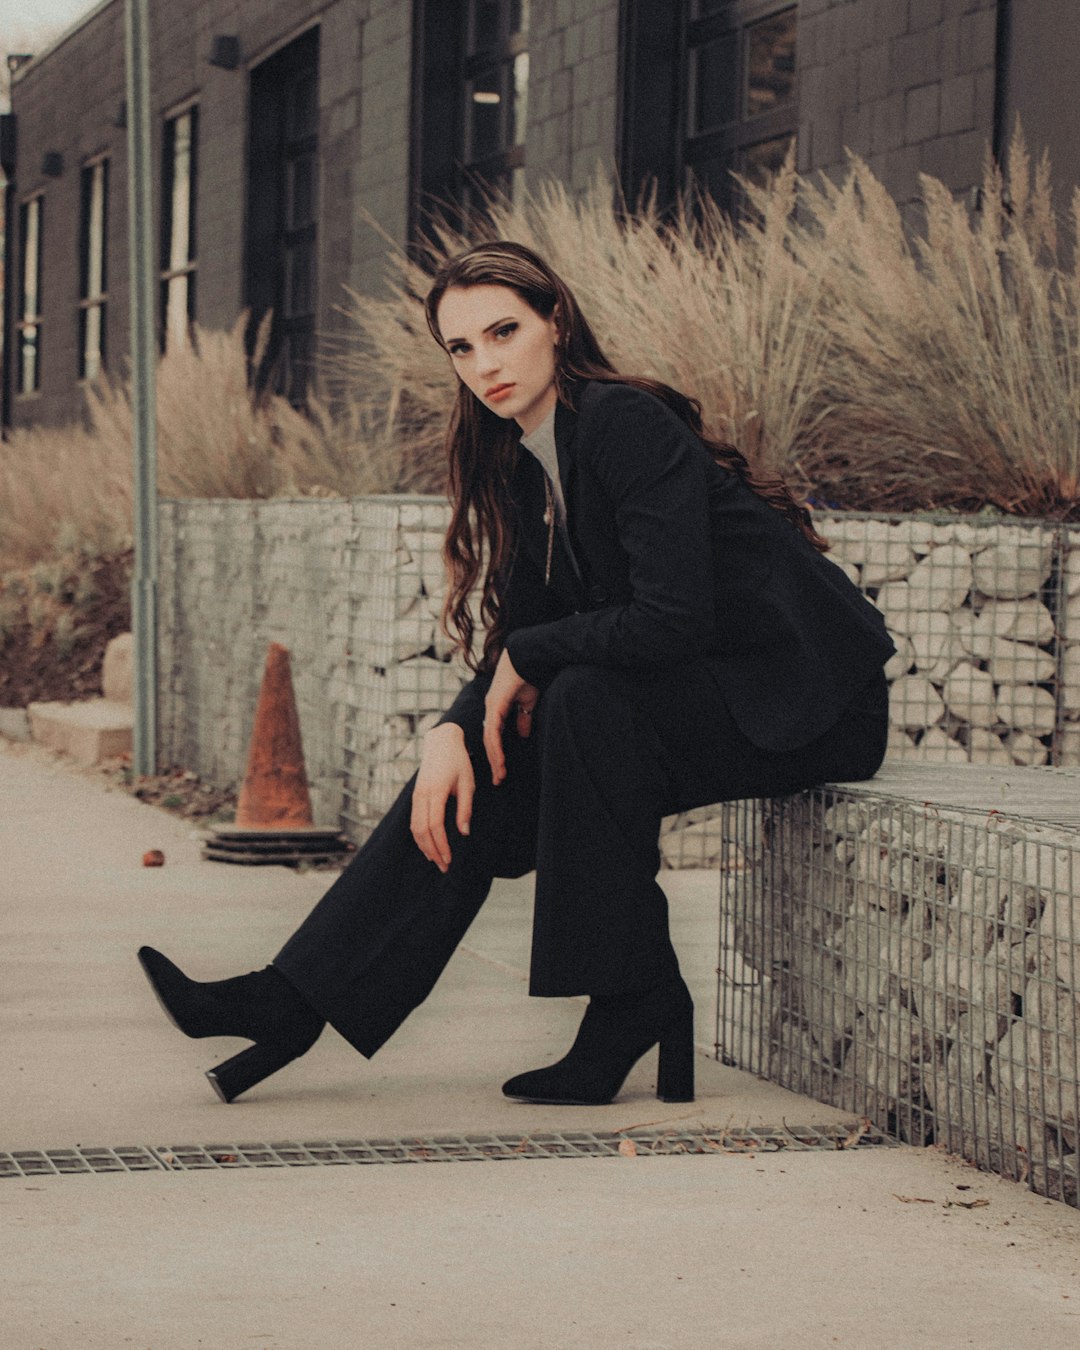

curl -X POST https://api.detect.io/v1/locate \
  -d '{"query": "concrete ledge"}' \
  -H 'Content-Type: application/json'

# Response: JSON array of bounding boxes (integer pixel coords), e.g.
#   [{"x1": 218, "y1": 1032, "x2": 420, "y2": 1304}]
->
[
  {"x1": 720, "y1": 763, "x2": 1080, "y2": 1207},
  {"x1": 27, "y1": 698, "x2": 133, "y2": 765},
  {"x1": 0, "y1": 707, "x2": 31, "y2": 743}
]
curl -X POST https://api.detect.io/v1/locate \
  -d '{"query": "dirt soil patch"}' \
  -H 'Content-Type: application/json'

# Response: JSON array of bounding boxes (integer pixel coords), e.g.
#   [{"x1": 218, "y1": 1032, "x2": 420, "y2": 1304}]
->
[
  {"x1": 98, "y1": 759, "x2": 239, "y2": 826},
  {"x1": 0, "y1": 550, "x2": 133, "y2": 708}
]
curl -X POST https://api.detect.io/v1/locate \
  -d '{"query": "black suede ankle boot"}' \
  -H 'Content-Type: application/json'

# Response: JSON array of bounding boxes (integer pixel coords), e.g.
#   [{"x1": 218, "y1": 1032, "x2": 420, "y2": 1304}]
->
[
  {"x1": 502, "y1": 976, "x2": 695, "y2": 1106},
  {"x1": 137, "y1": 946, "x2": 324, "y2": 1103}
]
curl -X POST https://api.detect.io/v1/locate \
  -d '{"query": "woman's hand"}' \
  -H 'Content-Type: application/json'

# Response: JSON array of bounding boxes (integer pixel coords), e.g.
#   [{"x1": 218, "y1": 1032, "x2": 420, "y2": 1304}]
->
[
  {"x1": 410, "y1": 723, "x2": 475, "y2": 873},
  {"x1": 483, "y1": 648, "x2": 539, "y2": 786}
]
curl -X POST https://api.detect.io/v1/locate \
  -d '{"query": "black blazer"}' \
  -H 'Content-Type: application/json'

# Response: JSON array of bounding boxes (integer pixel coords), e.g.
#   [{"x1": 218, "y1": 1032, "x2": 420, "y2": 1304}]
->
[{"x1": 442, "y1": 380, "x2": 894, "y2": 752}]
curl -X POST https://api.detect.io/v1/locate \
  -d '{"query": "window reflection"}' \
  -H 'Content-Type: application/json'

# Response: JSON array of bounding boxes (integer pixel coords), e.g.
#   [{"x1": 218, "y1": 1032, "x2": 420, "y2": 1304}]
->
[{"x1": 746, "y1": 10, "x2": 797, "y2": 119}]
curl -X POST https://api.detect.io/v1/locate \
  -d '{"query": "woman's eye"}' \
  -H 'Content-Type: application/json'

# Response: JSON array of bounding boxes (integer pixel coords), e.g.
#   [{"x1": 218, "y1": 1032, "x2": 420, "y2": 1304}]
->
[
  {"x1": 447, "y1": 343, "x2": 469, "y2": 357},
  {"x1": 494, "y1": 323, "x2": 517, "y2": 340}
]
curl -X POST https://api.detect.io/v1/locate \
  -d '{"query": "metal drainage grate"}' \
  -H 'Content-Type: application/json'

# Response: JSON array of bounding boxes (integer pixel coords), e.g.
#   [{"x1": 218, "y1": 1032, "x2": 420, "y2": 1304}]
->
[{"x1": 0, "y1": 1123, "x2": 897, "y2": 1179}]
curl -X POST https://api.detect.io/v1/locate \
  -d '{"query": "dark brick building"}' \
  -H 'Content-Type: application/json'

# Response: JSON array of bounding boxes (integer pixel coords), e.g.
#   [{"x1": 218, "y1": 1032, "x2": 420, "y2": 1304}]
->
[{"x1": 3, "y1": 0, "x2": 1077, "y2": 430}]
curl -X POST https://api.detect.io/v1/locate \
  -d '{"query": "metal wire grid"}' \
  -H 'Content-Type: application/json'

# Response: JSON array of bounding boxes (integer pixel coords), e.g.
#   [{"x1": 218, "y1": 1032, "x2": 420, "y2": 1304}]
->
[
  {"x1": 821, "y1": 512, "x2": 1072, "y2": 768},
  {"x1": 717, "y1": 778, "x2": 1080, "y2": 1207},
  {"x1": 156, "y1": 503, "x2": 1080, "y2": 863},
  {"x1": 340, "y1": 497, "x2": 471, "y2": 838},
  {"x1": 0, "y1": 1124, "x2": 897, "y2": 1180}
]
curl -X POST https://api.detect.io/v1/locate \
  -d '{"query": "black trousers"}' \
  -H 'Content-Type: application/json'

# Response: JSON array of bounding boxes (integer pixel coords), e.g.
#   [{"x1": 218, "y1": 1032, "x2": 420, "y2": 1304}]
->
[{"x1": 274, "y1": 662, "x2": 888, "y2": 1058}]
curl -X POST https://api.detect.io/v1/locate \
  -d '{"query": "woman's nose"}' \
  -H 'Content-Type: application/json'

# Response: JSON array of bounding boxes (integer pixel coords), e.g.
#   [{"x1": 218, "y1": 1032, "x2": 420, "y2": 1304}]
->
[{"x1": 476, "y1": 347, "x2": 500, "y2": 377}]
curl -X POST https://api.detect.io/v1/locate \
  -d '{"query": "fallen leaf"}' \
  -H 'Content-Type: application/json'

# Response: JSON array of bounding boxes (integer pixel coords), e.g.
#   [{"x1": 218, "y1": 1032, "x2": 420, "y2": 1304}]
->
[
  {"x1": 618, "y1": 1138, "x2": 638, "y2": 1158},
  {"x1": 893, "y1": 1194, "x2": 936, "y2": 1204},
  {"x1": 142, "y1": 849, "x2": 165, "y2": 867},
  {"x1": 952, "y1": 1198, "x2": 990, "y2": 1209},
  {"x1": 838, "y1": 1117, "x2": 873, "y2": 1150}
]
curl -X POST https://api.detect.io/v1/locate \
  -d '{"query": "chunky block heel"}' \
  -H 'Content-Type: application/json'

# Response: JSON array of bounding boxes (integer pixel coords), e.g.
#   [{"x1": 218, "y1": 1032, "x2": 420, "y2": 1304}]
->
[
  {"x1": 656, "y1": 1007, "x2": 695, "y2": 1102},
  {"x1": 206, "y1": 1039, "x2": 305, "y2": 1104},
  {"x1": 502, "y1": 976, "x2": 695, "y2": 1106},
  {"x1": 136, "y1": 946, "x2": 324, "y2": 1102}
]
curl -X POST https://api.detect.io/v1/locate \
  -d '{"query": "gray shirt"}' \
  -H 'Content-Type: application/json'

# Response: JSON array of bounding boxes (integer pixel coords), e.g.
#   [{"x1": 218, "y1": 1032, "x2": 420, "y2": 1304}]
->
[{"x1": 519, "y1": 409, "x2": 581, "y2": 581}]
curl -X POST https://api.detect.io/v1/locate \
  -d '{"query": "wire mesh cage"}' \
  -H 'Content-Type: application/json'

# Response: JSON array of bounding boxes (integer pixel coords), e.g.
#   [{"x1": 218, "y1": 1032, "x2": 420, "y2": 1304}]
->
[{"x1": 716, "y1": 764, "x2": 1080, "y2": 1207}]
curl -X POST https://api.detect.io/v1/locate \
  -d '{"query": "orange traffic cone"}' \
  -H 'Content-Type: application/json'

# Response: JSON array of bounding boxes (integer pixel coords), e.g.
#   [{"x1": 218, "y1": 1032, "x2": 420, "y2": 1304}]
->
[
  {"x1": 203, "y1": 643, "x2": 352, "y2": 866},
  {"x1": 235, "y1": 642, "x2": 314, "y2": 830}
]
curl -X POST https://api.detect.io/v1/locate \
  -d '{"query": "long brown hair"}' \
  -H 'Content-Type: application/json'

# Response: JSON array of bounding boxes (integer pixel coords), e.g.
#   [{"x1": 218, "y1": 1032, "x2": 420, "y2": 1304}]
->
[{"x1": 424, "y1": 241, "x2": 827, "y2": 673}]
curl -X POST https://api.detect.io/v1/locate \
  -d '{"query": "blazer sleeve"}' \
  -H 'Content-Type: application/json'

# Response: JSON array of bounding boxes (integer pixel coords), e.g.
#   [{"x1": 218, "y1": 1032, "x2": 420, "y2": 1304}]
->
[{"x1": 503, "y1": 386, "x2": 718, "y2": 681}]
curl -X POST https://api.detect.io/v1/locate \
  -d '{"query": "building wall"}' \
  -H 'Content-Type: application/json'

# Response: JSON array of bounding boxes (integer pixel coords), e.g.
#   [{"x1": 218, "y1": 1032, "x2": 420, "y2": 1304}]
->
[
  {"x1": 8, "y1": 0, "x2": 128, "y2": 427},
  {"x1": 5, "y1": 0, "x2": 399, "y2": 429},
  {"x1": 1001, "y1": 0, "x2": 1080, "y2": 221},
  {"x1": 6, "y1": 0, "x2": 1080, "y2": 431},
  {"x1": 526, "y1": 0, "x2": 620, "y2": 194},
  {"x1": 798, "y1": 0, "x2": 1000, "y2": 208}
]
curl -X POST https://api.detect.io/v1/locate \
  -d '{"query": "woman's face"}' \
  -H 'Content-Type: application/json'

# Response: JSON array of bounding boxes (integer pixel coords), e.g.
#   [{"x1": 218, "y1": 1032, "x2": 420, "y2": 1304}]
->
[{"x1": 436, "y1": 284, "x2": 559, "y2": 435}]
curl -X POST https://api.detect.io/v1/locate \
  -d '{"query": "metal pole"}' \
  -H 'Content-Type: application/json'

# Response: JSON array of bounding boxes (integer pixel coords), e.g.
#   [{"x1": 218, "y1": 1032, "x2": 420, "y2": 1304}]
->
[{"x1": 124, "y1": 0, "x2": 158, "y2": 775}]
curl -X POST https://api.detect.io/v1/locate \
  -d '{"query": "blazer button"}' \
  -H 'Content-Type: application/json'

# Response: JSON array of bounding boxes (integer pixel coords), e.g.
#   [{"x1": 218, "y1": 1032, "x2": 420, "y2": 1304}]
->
[{"x1": 588, "y1": 584, "x2": 610, "y2": 606}]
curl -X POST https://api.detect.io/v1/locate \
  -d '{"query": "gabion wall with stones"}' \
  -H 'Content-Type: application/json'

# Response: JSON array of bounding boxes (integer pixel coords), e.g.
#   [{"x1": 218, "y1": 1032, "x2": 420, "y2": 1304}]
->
[
  {"x1": 716, "y1": 764, "x2": 1080, "y2": 1207},
  {"x1": 158, "y1": 501, "x2": 1080, "y2": 862}
]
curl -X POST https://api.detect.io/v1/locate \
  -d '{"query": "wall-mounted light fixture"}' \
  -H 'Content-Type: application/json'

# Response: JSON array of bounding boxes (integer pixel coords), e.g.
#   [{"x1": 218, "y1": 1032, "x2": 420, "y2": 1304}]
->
[
  {"x1": 208, "y1": 35, "x2": 241, "y2": 70},
  {"x1": 42, "y1": 150, "x2": 63, "y2": 177}
]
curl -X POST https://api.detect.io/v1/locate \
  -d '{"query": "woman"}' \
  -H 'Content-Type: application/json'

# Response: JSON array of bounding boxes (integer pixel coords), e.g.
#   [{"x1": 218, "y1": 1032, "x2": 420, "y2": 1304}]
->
[{"x1": 138, "y1": 241, "x2": 894, "y2": 1106}]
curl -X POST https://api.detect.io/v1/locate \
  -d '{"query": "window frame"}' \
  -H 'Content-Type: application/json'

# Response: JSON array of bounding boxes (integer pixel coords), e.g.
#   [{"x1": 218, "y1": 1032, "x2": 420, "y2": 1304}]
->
[
  {"x1": 160, "y1": 103, "x2": 199, "y2": 352},
  {"x1": 460, "y1": 0, "x2": 529, "y2": 217},
  {"x1": 619, "y1": 0, "x2": 799, "y2": 216},
  {"x1": 411, "y1": 0, "x2": 530, "y2": 244},
  {"x1": 16, "y1": 193, "x2": 44, "y2": 397},
  {"x1": 78, "y1": 154, "x2": 110, "y2": 383},
  {"x1": 682, "y1": 0, "x2": 798, "y2": 208}
]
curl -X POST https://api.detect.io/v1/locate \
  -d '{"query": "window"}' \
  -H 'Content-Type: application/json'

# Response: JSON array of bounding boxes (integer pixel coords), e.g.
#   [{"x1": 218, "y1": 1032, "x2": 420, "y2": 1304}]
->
[
  {"x1": 411, "y1": 0, "x2": 530, "y2": 239},
  {"x1": 685, "y1": 2, "x2": 797, "y2": 210},
  {"x1": 247, "y1": 30, "x2": 319, "y2": 406},
  {"x1": 461, "y1": 0, "x2": 529, "y2": 216},
  {"x1": 620, "y1": 0, "x2": 798, "y2": 215},
  {"x1": 78, "y1": 158, "x2": 109, "y2": 381},
  {"x1": 17, "y1": 195, "x2": 43, "y2": 395},
  {"x1": 160, "y1": 106, "x2": 198, "y2": 351}
]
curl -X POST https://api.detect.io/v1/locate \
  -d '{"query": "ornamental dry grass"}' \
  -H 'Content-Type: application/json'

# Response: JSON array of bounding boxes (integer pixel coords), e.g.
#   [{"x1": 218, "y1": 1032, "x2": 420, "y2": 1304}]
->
[
  {"x1": 799, "y1": 130, "x2": 1080, "y2": 517},
  {"x1": 336, "y1": 132, "x2": 1080, "y2": 520},
  {"x1": 4, "y1": 133, "x2": 1079, "y2": 574},
  {"x1": 331, "y1": 166, "x2": 830, "y2": 493},
  {"x1": 0, "y1": 317, "x2": 378, "y2": 568}
]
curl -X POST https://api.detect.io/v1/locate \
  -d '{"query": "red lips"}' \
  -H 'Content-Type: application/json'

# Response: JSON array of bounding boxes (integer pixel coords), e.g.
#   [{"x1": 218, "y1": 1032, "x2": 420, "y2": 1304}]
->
[{"x1": 486, "y1": 383, "x2": 515, "y2": 401}]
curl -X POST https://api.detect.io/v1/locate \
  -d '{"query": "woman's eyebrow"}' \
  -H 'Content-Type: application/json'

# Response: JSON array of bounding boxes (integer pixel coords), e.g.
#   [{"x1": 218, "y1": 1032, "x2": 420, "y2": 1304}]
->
[{"x1": 445, "y1": 316, "x2": 516, "y2": 345}]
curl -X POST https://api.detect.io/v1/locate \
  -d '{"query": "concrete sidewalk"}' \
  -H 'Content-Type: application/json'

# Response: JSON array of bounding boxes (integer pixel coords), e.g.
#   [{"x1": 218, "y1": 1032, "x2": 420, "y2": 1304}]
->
[{"x1": 2, "y1": 736, "x2": 1079, "y2": 1349}]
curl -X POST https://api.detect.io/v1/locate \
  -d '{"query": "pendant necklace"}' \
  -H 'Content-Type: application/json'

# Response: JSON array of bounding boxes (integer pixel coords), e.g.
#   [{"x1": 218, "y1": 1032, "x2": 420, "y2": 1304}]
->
[{"x1": 542, "y1": 473, "x2": 555, "y2": 586}]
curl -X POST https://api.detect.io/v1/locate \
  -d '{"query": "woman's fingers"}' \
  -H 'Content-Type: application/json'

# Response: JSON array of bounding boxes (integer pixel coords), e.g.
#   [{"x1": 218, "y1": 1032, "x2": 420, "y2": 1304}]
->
[
  {"x1": 484, "y1": 708, "x2": 507, "y2": 785},
  {"x1": 455, "y1": 771, "x2": 473, "y2": 836},
  {"x1": 410, "y1": 727, "x2": 476, "y2": 871},
  {"x1": 410, "y1": 788, "x2": 450, "y2": 872}
]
